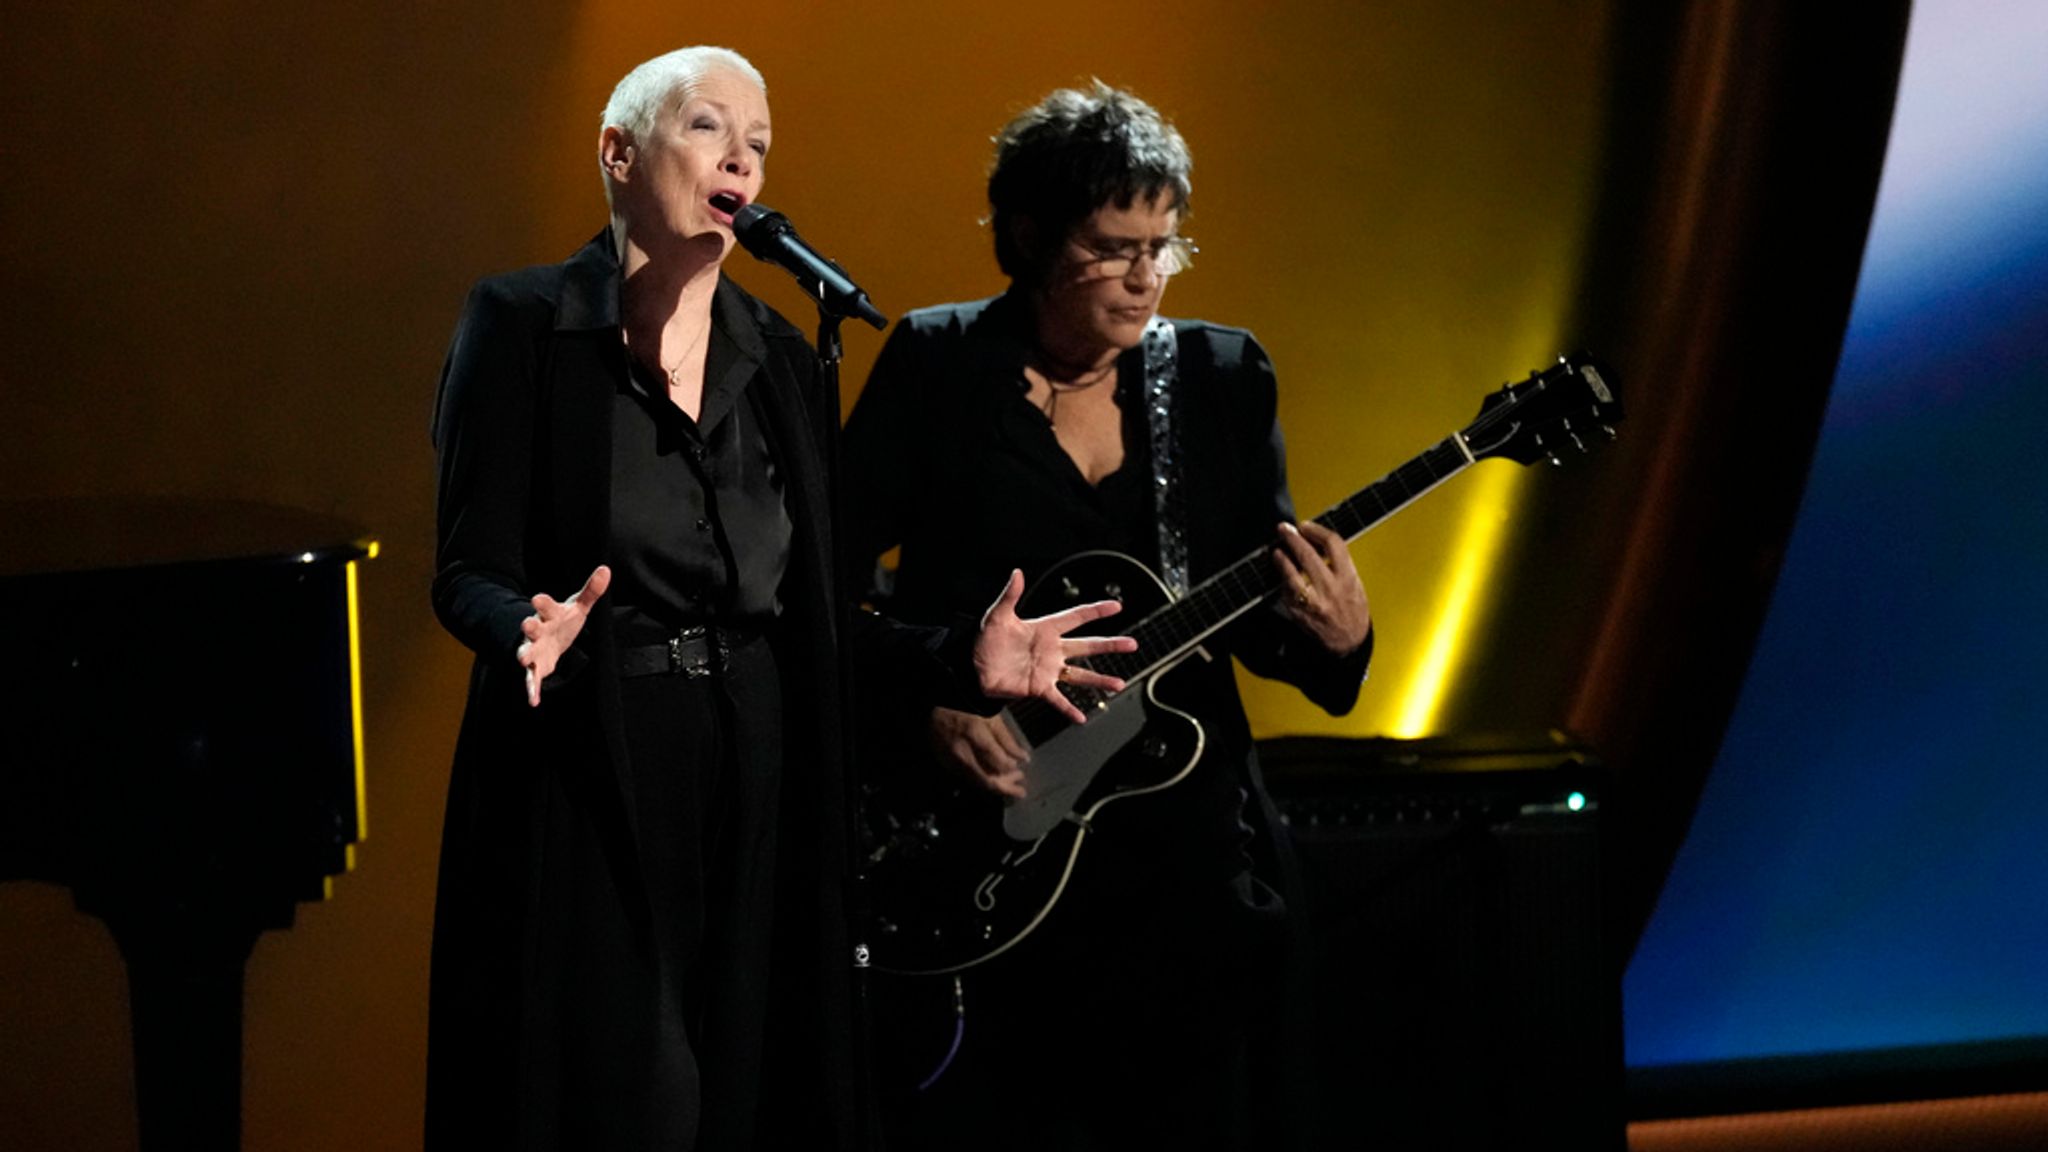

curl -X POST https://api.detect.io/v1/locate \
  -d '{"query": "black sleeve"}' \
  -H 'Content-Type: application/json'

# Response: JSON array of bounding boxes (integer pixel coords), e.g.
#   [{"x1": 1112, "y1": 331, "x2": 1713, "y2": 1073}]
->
[
  {"x1": 761, "y1": 315, "x2": 979, "y2": 719},
  {"x1": 840, "y1": 317, "x2": 928, "y2": 597},
  {"x1": 1212, "y1": 332, "x2": 1374, "y2": 716},
  {"x1": 430, "y1": 279, "x2": 544, "y2": 667},
  {"x1": 845, "y1": 607, "x2": 988, "y2": 713},
  {"x1": 838, "y1": 317, "x2": 1014, "y2": 728}
]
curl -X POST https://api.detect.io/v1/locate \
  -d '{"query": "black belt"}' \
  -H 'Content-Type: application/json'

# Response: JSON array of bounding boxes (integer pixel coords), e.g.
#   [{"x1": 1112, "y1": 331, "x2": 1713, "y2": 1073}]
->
[{"x1": 618, "y1": 624, "x2": 756, "y2": 679}]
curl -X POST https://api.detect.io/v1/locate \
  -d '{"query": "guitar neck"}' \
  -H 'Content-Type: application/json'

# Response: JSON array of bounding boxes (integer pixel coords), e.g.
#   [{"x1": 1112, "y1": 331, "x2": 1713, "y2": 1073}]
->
[
  {"x1": 1000, "y1": 350, "x2": 1620, "y2": 760},
  {"x1": 1092, "y1": 432, "x2": 1477, "y2": 685}
]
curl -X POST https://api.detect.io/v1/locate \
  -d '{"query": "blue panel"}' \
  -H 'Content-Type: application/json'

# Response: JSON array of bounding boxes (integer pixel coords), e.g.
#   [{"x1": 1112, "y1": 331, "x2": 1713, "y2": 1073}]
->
[{"x1": 1625, "y1": 0, "x2": 2048, "y2": 1069}]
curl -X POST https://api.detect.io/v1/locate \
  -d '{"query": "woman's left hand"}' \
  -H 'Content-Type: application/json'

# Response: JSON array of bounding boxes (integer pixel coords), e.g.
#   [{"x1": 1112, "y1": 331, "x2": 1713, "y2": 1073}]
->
[
  {"x1": 972, "y1": 569, "x2": 1137, "y2": 724},
  {"x1": 1273, "y1": 521, "x2": 1372, "y2": 655}
]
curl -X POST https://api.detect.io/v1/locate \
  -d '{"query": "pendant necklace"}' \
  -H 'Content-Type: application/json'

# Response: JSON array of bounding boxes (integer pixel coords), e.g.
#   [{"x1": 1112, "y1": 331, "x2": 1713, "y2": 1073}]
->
[{"x1": 626, "y1": 322, "x2": 709, "y2": 391}]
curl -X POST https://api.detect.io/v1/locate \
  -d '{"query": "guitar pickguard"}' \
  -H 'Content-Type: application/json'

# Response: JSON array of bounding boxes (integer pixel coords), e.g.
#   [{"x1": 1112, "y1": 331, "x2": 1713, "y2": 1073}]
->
[{"x1": 1002, "y1": 686, "x2": 1151, "y2": 840}]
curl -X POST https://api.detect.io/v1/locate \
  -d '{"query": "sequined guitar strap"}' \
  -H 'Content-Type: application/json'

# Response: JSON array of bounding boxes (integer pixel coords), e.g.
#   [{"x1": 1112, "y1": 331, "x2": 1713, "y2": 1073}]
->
[{"x1": 1140, "y1": 318, "x2": 1189, "y2": 598}]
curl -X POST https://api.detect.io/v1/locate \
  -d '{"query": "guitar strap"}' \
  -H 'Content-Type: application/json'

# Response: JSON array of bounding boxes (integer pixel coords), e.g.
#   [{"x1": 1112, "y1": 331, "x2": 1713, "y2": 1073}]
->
[{"x1": 1140, "y1": 318, "x2": 1190, "y2": 598}]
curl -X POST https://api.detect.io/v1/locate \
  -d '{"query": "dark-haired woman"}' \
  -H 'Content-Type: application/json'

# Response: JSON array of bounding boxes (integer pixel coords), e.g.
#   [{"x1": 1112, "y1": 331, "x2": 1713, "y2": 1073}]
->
[{"x1": 843, "y1": 82, "x2": 1373, "y2": 1150}]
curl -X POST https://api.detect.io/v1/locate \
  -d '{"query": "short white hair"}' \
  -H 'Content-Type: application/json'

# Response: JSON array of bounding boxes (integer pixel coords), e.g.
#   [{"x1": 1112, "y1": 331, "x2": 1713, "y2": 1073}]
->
[{"x1": 600, "y1": 46, "x2": 766, "y2": 200}]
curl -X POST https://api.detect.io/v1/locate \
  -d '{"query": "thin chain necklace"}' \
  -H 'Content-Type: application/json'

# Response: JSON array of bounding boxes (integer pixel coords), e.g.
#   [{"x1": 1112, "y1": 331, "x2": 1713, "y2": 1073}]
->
[{"x1": 1028, "y1": 348, "x2": 1118, "y2": 422}]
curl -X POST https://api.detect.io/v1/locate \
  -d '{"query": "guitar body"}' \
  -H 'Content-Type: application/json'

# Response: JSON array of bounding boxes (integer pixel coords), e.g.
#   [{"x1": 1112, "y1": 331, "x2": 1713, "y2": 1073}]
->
[{"x1": 862, "y1": 551, "x2": 1207, "y2": 975}]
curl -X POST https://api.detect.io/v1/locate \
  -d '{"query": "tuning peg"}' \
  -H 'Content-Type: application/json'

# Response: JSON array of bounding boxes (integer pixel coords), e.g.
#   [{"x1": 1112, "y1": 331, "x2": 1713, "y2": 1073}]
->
[
  {"x1": 1600, "y1": 424, "x2": 1618, "y2": 441},
  {"x1": 1570, "y1": 432, "x2": 1587, "y2": 453},
  {"x1": 1546, "y1": 452, "x2": 1564, "y2": 467}
]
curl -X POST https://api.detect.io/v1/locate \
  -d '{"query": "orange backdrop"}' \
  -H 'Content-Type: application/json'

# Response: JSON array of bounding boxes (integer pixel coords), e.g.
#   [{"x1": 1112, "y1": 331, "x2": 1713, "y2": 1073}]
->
[{"x1": 0, "y1": 2, "x2": 1612, "y2": 1148}]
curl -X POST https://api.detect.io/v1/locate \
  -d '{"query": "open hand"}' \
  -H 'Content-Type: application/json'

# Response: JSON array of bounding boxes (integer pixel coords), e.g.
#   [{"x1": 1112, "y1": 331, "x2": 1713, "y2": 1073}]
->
[
  {"x1": 517, "y1": 564, "x2": 612, "y2": 706},
  {"x1": 972, "y1": 569, "x2": 1137, "y2": 724}
]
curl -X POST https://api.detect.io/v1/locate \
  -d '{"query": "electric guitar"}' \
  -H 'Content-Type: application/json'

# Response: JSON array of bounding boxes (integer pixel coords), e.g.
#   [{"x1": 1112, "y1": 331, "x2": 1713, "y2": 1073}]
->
[{"x1": 861, "y1": 354, "x2": 1622, "y2": 974}]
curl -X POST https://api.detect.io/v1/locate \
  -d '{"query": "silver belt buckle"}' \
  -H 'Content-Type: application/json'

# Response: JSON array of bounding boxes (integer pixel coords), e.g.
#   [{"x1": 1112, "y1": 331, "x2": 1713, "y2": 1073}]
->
[{"x1": 669, "y1": 625, "x2": 721, "y2": 679}]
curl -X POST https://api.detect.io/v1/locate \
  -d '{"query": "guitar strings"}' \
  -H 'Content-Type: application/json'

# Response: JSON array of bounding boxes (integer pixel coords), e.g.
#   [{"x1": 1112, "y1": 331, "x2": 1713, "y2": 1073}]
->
[{"x1": 1010, "y1": 373, "x2": 1575, "y2": 736}]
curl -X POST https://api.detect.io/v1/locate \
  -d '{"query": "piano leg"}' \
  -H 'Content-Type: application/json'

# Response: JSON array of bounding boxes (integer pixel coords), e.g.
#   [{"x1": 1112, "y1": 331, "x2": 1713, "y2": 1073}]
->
[{"x1": 100, "y1": 901, "x2": 263, "y2": 1152}]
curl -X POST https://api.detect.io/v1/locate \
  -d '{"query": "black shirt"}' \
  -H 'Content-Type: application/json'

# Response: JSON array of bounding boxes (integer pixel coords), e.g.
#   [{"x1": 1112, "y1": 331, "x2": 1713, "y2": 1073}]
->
[{"x1": 607, "y1": 319, "x2": 792, "y2": 643}]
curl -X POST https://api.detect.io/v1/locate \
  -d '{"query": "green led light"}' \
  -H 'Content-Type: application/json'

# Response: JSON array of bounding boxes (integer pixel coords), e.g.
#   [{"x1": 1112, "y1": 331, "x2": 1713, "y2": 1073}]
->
[{"x1": 1566, "y1": 791, "x2": 1586, "y2": 812}]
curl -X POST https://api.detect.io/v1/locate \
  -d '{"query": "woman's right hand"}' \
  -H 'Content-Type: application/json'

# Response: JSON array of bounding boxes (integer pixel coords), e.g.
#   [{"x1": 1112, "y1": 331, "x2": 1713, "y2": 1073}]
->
[
  {"x1": 928, "y1": 706, "x2": 1031, "y2": 800},
  {"x1": 517, "y1": 565, "x2": 612, "y2": 707}
]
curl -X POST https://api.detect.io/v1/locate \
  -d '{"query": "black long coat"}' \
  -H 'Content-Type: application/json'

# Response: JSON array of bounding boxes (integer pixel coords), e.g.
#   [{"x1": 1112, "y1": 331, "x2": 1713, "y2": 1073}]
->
[{"x1": 426, "y1": 232, "x2": 951, "y2": 1150}]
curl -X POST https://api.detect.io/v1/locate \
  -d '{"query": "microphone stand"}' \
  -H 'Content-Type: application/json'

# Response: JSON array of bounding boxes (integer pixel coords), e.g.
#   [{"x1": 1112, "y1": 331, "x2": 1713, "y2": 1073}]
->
[
  {"x1": 809, "y1": 302, "x2": 856, "y2": 955},
  {"x1": 738, "y1": 206, "x2": 890, "y2": 1143},
  {"x1": 809, "y1": 294, "x2": 888, "y2": 1152}
]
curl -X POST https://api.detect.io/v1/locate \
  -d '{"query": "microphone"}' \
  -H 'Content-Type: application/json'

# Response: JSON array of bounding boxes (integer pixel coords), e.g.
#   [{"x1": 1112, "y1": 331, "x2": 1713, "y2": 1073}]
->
[{"x1": 732, "y1": 203, "x2": 888, "y2": 330}]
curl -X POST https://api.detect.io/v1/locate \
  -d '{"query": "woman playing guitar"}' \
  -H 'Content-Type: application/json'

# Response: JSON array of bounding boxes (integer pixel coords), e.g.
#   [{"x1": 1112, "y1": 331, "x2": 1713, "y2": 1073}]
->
[{"x1": 843, "y1": 81, "x2": 1372, "y2": 1152}]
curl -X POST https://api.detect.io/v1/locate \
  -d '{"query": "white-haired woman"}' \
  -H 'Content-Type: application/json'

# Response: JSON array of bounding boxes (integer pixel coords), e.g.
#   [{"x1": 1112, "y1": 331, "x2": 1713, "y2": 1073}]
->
[{"x1": 428, "y1": 47, "x2": 1128, "y2": 1150}]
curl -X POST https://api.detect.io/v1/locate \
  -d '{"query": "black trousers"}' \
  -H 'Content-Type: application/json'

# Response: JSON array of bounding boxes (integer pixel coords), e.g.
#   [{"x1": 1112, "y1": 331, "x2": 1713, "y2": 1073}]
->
[{"x1": 612, "y1": 633, "x2": 783, "y2": 1152}]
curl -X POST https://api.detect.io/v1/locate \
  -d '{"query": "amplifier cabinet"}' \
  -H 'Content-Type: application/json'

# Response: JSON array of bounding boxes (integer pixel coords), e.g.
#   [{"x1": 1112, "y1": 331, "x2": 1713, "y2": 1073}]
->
[{"x1": 1259, "y1": 735, "x2": 1624, "y2": 1151}]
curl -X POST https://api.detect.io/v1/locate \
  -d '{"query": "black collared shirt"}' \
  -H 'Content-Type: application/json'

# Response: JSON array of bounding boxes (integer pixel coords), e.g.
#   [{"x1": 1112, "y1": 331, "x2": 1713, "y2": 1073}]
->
[{"x1": 607, "y1": 304, "x2": 792, "y2": 643}]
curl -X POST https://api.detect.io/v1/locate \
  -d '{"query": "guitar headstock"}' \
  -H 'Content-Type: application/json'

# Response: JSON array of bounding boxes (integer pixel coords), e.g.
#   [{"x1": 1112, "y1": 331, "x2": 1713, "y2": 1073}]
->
[{"x1": 1464, "y1": 353, "x2": 1623, "y2": 466}]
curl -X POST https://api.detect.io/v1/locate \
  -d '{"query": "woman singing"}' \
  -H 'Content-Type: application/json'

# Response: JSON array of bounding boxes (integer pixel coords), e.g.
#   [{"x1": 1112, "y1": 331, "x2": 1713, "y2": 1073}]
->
[
  {"x1": 427, "y1": 48, "x2": 1129, "y2": 1151},
  {"x1": 844, "y1": 82, "x2": 1373, "y2": 1150}
]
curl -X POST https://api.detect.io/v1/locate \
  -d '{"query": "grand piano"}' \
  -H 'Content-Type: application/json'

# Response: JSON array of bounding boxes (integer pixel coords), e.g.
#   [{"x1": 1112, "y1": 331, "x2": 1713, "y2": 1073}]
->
[{"x1": 0, "y1": 497, "x2": 374, "y2": 1150}]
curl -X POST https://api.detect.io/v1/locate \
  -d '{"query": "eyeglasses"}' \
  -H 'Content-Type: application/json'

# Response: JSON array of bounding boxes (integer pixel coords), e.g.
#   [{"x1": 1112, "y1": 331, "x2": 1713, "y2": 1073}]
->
[{"x1": 1068, "y1": 235, "x2": 1198, "y2": 280}]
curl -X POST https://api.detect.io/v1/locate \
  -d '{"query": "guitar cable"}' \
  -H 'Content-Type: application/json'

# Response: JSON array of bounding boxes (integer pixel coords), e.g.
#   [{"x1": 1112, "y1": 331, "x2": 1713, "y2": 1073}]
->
[{"x1": 915, "y1": 975, "x2": 968, "y2": 1091}]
